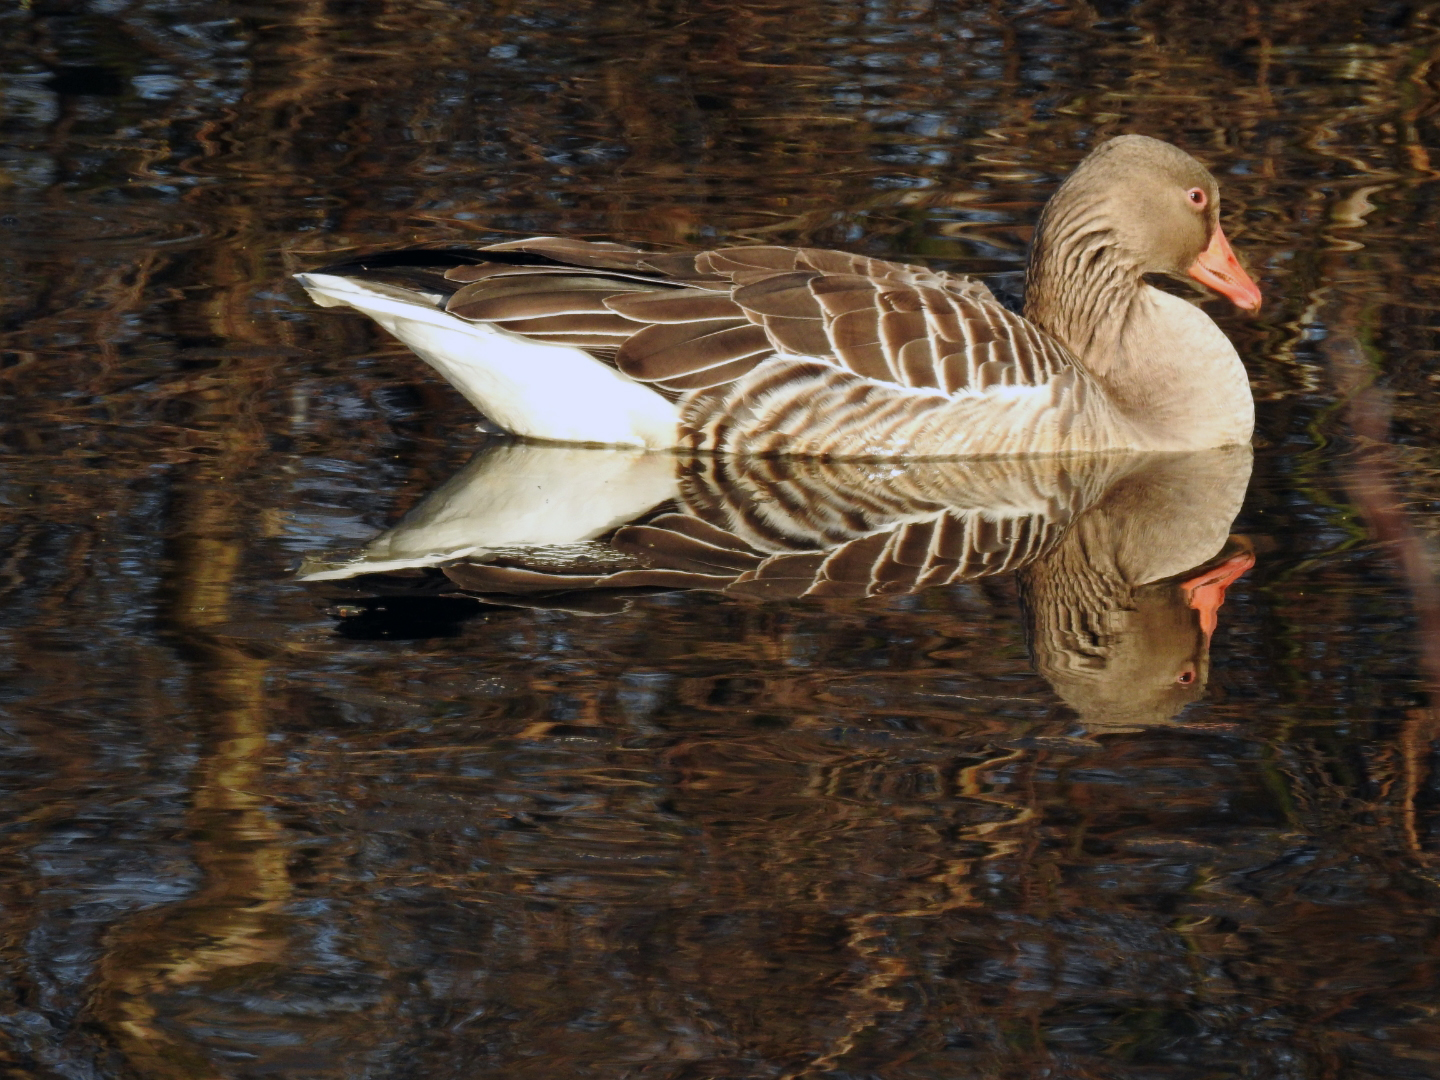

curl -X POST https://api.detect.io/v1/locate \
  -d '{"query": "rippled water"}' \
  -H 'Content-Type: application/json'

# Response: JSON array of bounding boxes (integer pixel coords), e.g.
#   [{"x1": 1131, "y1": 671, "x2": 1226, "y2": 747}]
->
[{"x1": 5, "y1": 1, "x2": 1440, "y2": 1077}]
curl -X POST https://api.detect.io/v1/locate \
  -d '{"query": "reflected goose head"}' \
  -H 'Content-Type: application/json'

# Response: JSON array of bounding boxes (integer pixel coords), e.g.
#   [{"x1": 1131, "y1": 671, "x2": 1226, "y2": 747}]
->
[
  {"x1": 1029, "y1": 134, "x2": 1261, "y2": 313},
  {"x1": 1017, "y1": 449, "x2": 1254, "y2": 732},
  {"x1": 1028, "y1": 541, "x2": 1255, "y2": 732},
  {"x1": 1031, "y1": 576, "x2": 1214, "y2": 732}
]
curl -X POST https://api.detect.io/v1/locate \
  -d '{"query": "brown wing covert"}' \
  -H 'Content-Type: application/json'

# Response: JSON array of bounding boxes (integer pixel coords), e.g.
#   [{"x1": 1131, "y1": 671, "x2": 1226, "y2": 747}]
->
[{"x1": 434, "y1": 238, "x2": 1078, "y2": 402}]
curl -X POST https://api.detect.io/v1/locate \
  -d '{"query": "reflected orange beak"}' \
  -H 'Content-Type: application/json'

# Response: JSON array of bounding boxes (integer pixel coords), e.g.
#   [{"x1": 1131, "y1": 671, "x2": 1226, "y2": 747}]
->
[
  {"x1": 1181, "y1": 550, "x2": 1256, "y2": 646},
  {"x1": 1187, "y1": 225, "x2": 1262, "y2": 311}
]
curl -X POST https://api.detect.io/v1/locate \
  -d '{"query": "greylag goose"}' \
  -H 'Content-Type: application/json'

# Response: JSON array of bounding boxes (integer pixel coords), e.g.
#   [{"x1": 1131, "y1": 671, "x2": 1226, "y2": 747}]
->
[
  {"x1": 296, "y1": 135, "x2": 1261, "y2": 458},
  {"x1": 300, "y1": 442, "x2": 1255, "y2": 727}
]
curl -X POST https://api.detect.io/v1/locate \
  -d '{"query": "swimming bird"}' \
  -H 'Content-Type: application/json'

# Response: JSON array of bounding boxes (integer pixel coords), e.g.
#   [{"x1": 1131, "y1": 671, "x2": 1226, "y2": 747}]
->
[{"x1": 295, "y1": 135, "x2": 1261, "y2": 458}]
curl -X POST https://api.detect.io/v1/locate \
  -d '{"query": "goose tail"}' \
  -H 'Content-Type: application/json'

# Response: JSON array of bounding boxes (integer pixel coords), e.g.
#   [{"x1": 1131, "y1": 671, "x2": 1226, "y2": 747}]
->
[{"x1": 294, "y1": 272, "x2": 680, "y2": 448}]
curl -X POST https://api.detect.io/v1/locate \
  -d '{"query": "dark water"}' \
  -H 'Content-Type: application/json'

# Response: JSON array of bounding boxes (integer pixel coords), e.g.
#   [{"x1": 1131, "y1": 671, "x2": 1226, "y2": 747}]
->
[{"x1": 5, "y1": 1, "x2": 1440, "y2": 1077}]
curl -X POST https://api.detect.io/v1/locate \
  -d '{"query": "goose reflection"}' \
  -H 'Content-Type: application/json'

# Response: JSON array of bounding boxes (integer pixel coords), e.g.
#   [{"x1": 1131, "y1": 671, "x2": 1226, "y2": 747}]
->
[{"x1": 300, "y1": 443, "x2": 1254, "y2": 729}]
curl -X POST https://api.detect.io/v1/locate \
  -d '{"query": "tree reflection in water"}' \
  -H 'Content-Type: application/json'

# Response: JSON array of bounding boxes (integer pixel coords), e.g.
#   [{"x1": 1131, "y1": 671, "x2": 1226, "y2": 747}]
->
[{"x1": 3, "y1": 0, "x2": 1440, "y2": 1075}]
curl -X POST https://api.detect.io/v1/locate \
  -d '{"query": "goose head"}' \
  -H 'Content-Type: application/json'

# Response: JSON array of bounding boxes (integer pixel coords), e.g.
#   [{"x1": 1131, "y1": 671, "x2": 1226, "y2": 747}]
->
[{"x1": 1026, "y1": 135, "x2": 1261, "y2": 352}]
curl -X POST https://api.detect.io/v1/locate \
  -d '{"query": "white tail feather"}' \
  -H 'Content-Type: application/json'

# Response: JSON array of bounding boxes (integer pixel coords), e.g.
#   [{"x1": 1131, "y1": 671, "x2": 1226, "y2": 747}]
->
[{"x1": 295, "y1": 273, "x2": 680, "y2": 448}]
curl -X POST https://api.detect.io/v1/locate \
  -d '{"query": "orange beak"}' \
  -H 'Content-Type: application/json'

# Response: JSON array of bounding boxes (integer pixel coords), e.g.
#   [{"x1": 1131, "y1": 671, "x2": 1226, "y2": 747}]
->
[{"x1": 1187, "y1": 225, "x2": 1262, "y2": 311}]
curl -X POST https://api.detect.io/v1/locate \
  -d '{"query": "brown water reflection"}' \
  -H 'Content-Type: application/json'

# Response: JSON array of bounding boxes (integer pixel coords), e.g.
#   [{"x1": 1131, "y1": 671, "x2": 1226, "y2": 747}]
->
[{"x1": 5, "y1": 0, "x2": 1440, "y2": 1077}]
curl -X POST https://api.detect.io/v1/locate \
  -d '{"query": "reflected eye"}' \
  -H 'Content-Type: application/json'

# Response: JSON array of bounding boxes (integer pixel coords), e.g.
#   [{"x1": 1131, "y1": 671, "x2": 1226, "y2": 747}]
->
[
  {"x1": 1186, "y1": 188, "x2": 1207, "y2": 208},
  {"x1": 1176, "y1": 669, "x2": 1196, "y2": 685}
]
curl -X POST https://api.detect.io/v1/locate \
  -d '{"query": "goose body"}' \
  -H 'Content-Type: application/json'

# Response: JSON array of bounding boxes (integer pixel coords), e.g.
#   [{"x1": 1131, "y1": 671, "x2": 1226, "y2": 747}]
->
[{"x1": 296, "y1": 136, "x2": 1261, "y2": 458}]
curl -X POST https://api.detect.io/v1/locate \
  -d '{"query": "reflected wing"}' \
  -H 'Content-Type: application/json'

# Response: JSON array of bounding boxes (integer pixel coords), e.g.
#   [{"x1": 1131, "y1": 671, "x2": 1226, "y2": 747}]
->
[
  {"x1": 323, "y1": 507, "x2": 1069, "y2": 604},
  {"x1": 615, "y1": 454, "x2": 1103, "y2": 599},
  {"x1": 303, "y1": 450, "x2": 1128, "y2": 605}
]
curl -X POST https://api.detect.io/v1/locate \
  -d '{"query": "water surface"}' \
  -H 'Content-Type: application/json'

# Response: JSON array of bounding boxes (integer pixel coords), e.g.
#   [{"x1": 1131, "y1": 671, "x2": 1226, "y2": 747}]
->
[{"x1": 4, "y1": 2, "x2": 1440, "y2": 1077}]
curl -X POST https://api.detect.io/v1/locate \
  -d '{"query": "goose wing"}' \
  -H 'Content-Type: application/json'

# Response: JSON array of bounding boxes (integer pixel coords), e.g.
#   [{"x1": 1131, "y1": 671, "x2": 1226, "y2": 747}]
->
[{"x1": 435, "y1": 238, "x2": 1079, "y2": 397}]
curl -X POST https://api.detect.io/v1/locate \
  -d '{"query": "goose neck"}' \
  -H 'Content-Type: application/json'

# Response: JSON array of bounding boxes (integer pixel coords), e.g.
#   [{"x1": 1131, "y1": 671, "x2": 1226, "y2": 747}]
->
[{"x1": 1022, "y1": 211, "x2": 1143, "y2": 371}]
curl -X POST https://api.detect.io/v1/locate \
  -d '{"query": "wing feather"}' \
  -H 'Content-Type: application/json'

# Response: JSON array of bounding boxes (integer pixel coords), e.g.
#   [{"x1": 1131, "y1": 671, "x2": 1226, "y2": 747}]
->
[
  {"x1": 827, "y1": 308, "x2": 891, "y2": 381},
  {"x1": 653, "y1": 357, "x2": 770, "y2": 393},
  {"x1": 603, "y1": 290, "x2": 738, "y2": 323},
  {"x1": 729, "y1": 273, "x2": 820, "y2": 316},
  {"x1": 618, "y1": 322, "x2": 772, "y2": 382},
  {"x1": 493, "y1": 313, "x2": 639, "y2": 337}
]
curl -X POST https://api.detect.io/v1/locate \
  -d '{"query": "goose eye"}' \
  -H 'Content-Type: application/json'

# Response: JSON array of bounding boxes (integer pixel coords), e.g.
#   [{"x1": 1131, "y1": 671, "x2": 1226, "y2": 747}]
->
[
  {"x1": 1176, "y1": 669, "x2": 1196, "y2": 685},
  {"x1": 1186, "y1": 188, "x2": 1207, "y2": 208}
]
